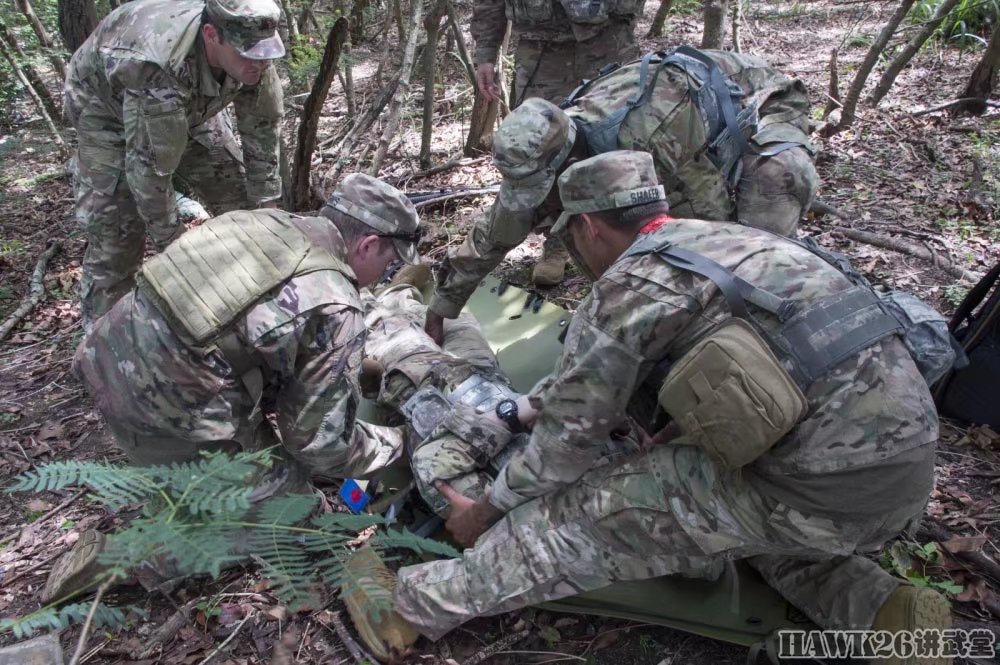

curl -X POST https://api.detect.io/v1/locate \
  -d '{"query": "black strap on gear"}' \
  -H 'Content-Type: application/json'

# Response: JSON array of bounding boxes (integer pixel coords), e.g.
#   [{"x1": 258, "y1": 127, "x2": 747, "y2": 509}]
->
[{"x1": 621, "y1": 234, "x2": 904, "y2": 388}]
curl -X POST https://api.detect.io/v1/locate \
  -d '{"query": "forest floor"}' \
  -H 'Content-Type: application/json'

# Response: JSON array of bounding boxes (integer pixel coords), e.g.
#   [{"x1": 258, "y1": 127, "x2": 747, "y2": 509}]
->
[{"x1": 2, "y1": 0, "x2": 1000, "y2": 663}]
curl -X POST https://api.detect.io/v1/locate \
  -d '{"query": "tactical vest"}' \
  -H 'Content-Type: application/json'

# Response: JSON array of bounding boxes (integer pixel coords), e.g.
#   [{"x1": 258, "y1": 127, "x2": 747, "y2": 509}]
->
[
  {"x1": 138, "y1": 209, "x2": 354, "y2": 346},
  {"x1": 563, "y1": 47, "x2": 805, "y2": 193}
]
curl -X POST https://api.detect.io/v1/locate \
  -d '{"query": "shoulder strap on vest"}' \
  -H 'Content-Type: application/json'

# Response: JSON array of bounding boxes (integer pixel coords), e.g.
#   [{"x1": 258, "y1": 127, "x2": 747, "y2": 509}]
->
[{"x1": 621, "y1": 232, "x2": 903, "y2": 387}]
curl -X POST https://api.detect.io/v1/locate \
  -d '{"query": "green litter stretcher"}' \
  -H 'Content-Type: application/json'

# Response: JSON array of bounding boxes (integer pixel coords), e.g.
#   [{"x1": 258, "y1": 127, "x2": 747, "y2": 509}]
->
[{"x1": 366, "y1": 276, "x2": 820, "y2": 657}]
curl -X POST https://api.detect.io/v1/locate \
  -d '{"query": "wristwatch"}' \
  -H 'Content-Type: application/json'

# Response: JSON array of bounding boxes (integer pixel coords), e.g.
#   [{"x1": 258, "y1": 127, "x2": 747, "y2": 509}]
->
[{"x1": 495, "y1": 399, "x2": 526, "y2": 434}]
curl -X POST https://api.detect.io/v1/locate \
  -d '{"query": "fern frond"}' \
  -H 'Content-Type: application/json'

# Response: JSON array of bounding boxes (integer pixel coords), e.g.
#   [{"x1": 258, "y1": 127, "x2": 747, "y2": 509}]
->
[
  {"x1": 0, "y1": 602, "x2": 131, "y2": 639},
  {"x1": 161, "y1": 451, "x2": 271, "y2": 516},
  {"x1": 255, "y1": 493, "x2": 318, "y2": 526},
  {"x1": 8, "y1": 461, "x2": 159, "y2": 508},
  {"x1": 375, "y1": 529, "x2": 461, "y2": 559},
  {"x1": 310, "y1": 511, "x2": 388, "y2": 532}
]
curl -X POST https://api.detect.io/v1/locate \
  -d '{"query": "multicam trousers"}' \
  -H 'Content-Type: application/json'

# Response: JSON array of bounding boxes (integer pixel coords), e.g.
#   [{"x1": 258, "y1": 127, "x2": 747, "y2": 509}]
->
[
  {"x1": 75, "y1": 113, "x2": 250, "y2": 322},
  {"x1": 364, "y1": 286, "x2": 912, "y2": 642}
]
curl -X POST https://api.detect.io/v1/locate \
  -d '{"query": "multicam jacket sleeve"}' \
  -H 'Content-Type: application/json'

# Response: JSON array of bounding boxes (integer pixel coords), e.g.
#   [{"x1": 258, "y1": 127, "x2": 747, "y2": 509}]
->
[
  {"x1": 470, "y1": 0, "x2": 509, "y2": 65},
  {"x1": 429, "y1": 200, "x2": 540, "y2": 319},
  {"x1": 488, "y1": 265, "x2": 697, "y2": 511},
  {"x1": 232, "y1": 64, "x2": 284, "y2": 205},
  {"x1": 119, "y1": 62, "x2": 188, "y2": 247},
  {"x1": 250, "y1": 295, "x2": 406, "y2": 479}
]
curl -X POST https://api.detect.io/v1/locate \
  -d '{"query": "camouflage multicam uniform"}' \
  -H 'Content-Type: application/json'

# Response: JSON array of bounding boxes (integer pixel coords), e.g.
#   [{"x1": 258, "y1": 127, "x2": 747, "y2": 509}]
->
[
  {"x1": 472, "y1": 0, "x2": 642, "y2": 106},
  {"x1": 397, "y1": 152, "x2": 937, "y2": 639},
  {"x1": 66, "y1": 0, "x2": 285, "y2": 321},
  {"x1": 429, "y1": 49, "x2": 819, "y2": 320},
  {"x1": 363, "y1": 286, "x2": 517, "y2": 515},
  {"x1": 73, "y1": 175, "x2": 422, "y2": 481}
]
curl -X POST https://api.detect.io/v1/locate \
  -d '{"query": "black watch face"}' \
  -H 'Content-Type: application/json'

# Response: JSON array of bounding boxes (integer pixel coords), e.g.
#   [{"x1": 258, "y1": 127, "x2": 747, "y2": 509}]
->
[{"x1": 497, "y1": 401, "x2": 516, "y2": 420}]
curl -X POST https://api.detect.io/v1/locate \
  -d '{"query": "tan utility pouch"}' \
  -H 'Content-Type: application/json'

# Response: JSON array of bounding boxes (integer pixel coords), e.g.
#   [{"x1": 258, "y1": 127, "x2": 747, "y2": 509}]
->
[{"x1": 658, "y1": 318, "x2": 809, "y2": 470}]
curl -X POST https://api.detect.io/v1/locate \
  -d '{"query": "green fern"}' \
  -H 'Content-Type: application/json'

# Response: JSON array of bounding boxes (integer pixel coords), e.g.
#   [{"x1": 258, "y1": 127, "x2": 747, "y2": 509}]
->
[
  {"x1": 0, "y1": 602, "x2": 139, "y2": 640},
  {"x1": 5, "y1": 450, "x2": 456, "y2": 637}
]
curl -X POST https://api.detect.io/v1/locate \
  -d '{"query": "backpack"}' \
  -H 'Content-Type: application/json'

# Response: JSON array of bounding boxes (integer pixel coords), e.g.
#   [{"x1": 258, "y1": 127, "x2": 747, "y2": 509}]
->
[{"x1": 934, "y1": 262, "x2": 1000, "y2": 427}]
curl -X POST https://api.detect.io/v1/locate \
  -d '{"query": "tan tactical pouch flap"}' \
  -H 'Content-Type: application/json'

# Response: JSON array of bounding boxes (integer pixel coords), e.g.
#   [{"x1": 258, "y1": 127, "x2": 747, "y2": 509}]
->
[{"x1": 658, "y1": 318, "x2": 809, "y2": 470}]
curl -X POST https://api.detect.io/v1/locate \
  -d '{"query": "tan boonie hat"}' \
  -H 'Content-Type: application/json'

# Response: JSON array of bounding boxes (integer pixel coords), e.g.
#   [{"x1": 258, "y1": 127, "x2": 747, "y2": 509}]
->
[
  {"x1": 206, "y1": 0, "x2": 285, "y2": 60},
  {"x1": 552, "y1": 150, "x2": 665, "y2": 234},
  {"x1": 494, "y1": 98, "x2": 577, "y2": 212},
  {"x1": 321, "y1": 174, "x2": 422, "y2": 265}
]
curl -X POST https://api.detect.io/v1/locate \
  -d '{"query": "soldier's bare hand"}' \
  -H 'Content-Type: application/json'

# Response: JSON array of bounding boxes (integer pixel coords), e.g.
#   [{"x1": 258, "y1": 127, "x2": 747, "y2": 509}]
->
[
  {"x1": 259, "y1": 199, "x2": 281, "y2": 209},
  {"x1": 425, "y1": 311, "x2": 446, "y2": 346},
  {"x1": 435, "y1": 481, "x2": 502, "y2": 548},
  {"x1": 476, "y1": 63, "x2": 499, "y2": 102}
]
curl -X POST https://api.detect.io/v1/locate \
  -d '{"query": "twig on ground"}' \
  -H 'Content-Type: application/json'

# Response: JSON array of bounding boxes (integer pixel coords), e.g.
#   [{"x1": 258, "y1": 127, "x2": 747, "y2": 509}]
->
[
  {"x1": 464, "y1": 630, "x2": 532, "y2": 665},
  {"x1": 912, "y1": 97, "x2": 989, "y2": 117},
  {"x1": 195, "y1": 610, "x2": 256, "y2": 665},
  {"x1": 830, "y1": 227, "x2": 982, "y2": 284},
  {"x1": 0, "y1": 241, "x2": 61, "y2": 343},
  {"x1": 139, "y1": 599, "x2": 200, "y2": 659},
  {"x1": 0, "y1": 487, "x2": 86, "y2": 545},
  {"x1": 389, "y1": 156, "x2": 488, "y2": 185},
  {"x1": 1, "y1": 546, "x2": 68, "y2": 585},
  {"x1": 68, "y1": 578, "x2": 114, "y2": 665},
  {"x1": 414, "y1": 187, "x2": 500, "y2": 209},
  {"x1": 320, "y1": 610, "x2": 378, "y2": 665}
]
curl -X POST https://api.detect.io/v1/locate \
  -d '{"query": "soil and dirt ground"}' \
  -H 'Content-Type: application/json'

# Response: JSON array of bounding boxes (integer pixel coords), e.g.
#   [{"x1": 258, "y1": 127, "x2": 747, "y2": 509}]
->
[{"x1": 2, "y1": 0, "x2": 1000, "y2": 663}]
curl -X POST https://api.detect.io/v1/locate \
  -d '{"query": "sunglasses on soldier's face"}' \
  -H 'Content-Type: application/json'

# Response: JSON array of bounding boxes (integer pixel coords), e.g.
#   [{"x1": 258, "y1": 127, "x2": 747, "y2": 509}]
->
[{"x1": 377, "y1": 227, "x2": 424, "y2": 244}]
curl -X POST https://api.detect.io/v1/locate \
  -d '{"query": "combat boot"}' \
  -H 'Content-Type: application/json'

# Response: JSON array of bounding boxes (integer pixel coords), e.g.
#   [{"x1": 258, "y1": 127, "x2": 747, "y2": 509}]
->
[
  {"x1": 342, "y1": 546, "x2": 420, "y2": 662},
  {"x1": 43, "y1": 529, "x2": 108, "y2": 602},
  {"x1": 871, "y1": 585, "x2": 953, "y2": 665},
  {"x1": 531, "y1": 235, "x2": 569, "y2": 287}
]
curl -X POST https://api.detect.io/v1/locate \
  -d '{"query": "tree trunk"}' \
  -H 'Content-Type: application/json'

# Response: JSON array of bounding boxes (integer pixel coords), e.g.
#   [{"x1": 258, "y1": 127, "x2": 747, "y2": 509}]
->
[
  {"x1": 954, "y1": 21, "x2": 1000, "y2": 115},
  {"x1": 823, "y1": 48, "x2": 840, "y2": 119},
  {"x1": 350, "y1": 0, "x2": 369, "y2": 44},
  {"x1": 393, "y1": 0, "x2": 406, "y2": 42},
  {"x1": 420, "y1": 0, "x2": 447, "y2": 168},
  {"x1": 836, "y1": 0, "x2": 916, "y2": 130},
  {"x1": 867, "y1": 0, "x2": 962, "y2": 107},
  {"x1": 0, "y1": 32, "x2": 65, "y2": 150},
  {"x1": 298, "y1": 0, "x2": 318, "y2": 34},
  {"x1": 341, "y1": 42, "x2": 356, "y2": 117},
  {"x1": 0, "y1": 19, "x2": 58, "y2": 118},
  {"x1": 12, "y1": 0, "x2": 67, "y2": 80},
  {"x1": 292, "y1": 18, "x2": 349, "y2": 211},
  {"x1": 445, "y1": 0, "x2": 476, "y2": 87},
  {"x1": 731, "y1": 0, "x2": 742, "y2": 52},
  {"x1": 464, "y1": 22, "x2": 509, "y2": 155},
  {"x1": 701, "y1": 0, "x2": 729, "y2": 49},
  {"x1": 369, "y1": 0, "x2": 424, "y2": 174},
  {"x1": 57, "y1": 0, "x2": 97, "y2": 54},
  {"x1": 647, "y1": 0, "x2": 674, "y2": 38},
  {"x1": 279, "y1": 0, "x2": 300, "y2": 43}
]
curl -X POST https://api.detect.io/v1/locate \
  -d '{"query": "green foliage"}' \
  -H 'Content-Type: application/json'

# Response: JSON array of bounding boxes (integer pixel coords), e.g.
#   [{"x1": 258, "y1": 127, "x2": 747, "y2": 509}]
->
[
  {"x1": 912, "y1": 0, "x2": 998, "y2": 46},
  {"x1": 881, "y1": 540, "x2": 965, "y2": 595},
  {"x1": 944, "y1": 284, "x2": 971, "y2": 307},
  {"x1": 0, "y1": 602, "x2": 138, "y2": 640},
  {"x1": 287, "y1": 34, "x2": 323, "y2": 93},
  {"x1": 4, "y1": 449, "x2": 456, "y2": 637}
]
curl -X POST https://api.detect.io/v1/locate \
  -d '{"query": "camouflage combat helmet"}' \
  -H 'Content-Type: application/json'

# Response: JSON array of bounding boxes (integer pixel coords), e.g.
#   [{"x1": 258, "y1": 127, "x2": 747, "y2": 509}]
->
[
  {"x1": 321, "y1": 174, "x2": 423, "y2": 264},
  {"x1": 206, "y1": 0, "x2": 286, "y2": 60},
  {"x1": 494, "y1": 98, "x2": 577, "y2": 212},
  {"x1": 552, "y1": 150, "x2": 665, "y2": 234}
]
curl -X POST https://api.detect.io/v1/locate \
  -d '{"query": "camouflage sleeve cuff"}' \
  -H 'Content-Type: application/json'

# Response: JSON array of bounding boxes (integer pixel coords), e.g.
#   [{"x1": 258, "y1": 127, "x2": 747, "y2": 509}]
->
[
  {"x1": 428, "y1": 292, "x2": 464, "y2": 320},
  {"x1": 488, "y1": 468, "x2": 531, "y2": 512},
  {"x1": 474, "y1": 46, "x2": 499, "y2": 66},
  {"x1": 246, "y1": 177, "x2": 283, "y2": 206}
]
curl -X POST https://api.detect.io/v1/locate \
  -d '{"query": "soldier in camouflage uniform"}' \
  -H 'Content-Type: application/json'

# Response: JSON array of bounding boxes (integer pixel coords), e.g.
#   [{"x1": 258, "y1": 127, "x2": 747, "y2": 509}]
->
[
  {"x1": 471, "y1": 0, "x2": 644, "y2": 286},
  {"x1": 73, "y1": 174, "x2": 422, "y2": 481},
  {"x1": 66, "y1": 0, "x2": 286, "y2": 323},
  {"x1": 426, "y1": 49, "x2": 819, "y2": 343},
  {"x1": 376, "y1": 152, "x2": 948, "y2": 664}
]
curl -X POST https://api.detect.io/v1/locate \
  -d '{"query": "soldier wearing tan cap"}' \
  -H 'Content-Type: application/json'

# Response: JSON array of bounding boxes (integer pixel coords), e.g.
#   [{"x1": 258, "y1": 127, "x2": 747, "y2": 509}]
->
[
  {"x1": 73, "y1": 174, "x2": 422, "y2": 478},
  {"x1": 425, "y1": 49, "x2": 819, "y2": 345},
  {"x1": 66, "y1": 0, "x2": 288, "y2": 324},
  {"x1": 345, "y1": 152, "x2": 948, "y2": 665}
]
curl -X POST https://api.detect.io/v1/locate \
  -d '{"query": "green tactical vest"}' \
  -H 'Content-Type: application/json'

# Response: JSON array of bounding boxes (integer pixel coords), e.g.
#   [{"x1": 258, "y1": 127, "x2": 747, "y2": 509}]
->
[{"x1": 139, "y1": 209, "x2": 354, "y2": 345}]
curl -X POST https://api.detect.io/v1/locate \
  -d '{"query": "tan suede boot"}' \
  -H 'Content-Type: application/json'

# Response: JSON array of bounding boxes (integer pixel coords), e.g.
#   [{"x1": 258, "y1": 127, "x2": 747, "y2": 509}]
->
[
  {"x1": 43, "y1": 529, "x2": 107, "y2": 602},
  {"x1": 871, "y1": 585, "x2": 953, "y2": 665},
  {"x1": 342, "y1": 546, "x2": 420, "y2": 663},
  {"x1": 531, "y1": 235, "x2": 569, "y2": 287}
]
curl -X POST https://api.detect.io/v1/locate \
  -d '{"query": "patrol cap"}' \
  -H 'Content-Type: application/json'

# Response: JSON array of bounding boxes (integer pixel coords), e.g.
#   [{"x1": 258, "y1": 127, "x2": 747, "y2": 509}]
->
[
  {"x1": 206, "y1": 0, "x2": 286, "y2": 60},
  {"x1": 321, "y1": 174, "x2": 422, "y2": 265},
  {"x1": 552, "y1": 150, "x2": 665, "y2": 234},
  {"x1": 494, "y1": 98, "x2": 577, "y2": 211}
]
